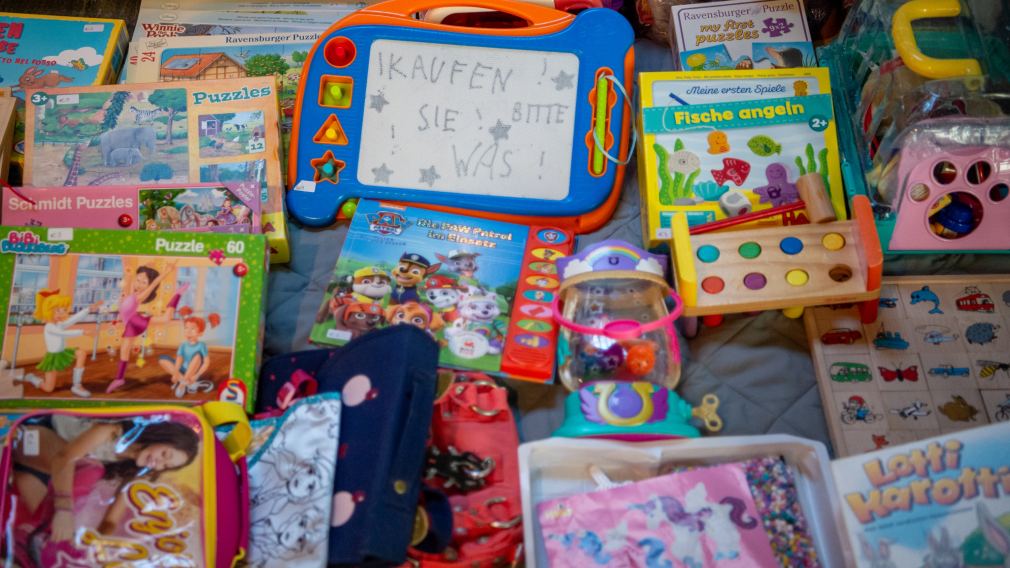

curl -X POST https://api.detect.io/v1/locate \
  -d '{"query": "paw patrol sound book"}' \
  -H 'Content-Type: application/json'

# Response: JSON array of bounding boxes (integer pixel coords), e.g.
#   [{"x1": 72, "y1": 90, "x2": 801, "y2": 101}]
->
[{"x1": 310, "y1": 199, "x2": 574, "y2": 383}]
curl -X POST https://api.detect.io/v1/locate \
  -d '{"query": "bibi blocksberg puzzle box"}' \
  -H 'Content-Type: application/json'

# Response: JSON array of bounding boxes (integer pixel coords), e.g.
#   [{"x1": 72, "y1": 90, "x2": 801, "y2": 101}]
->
[
  {"x1": 0, "y1": 226, "x2": 267, "y2": 412},
  {"x1": 20, "y1": 77, "x2": 291, "y2": 262}
]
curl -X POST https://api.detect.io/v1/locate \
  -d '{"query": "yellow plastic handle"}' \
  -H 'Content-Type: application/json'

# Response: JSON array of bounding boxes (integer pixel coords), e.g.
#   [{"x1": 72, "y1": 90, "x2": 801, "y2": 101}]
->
[
  {"x1": 200, "y1": 401, "x2": 252, "y2": 461},
  {"x1": 892, "y1": 0, "x2": 982, "y2": 79}
]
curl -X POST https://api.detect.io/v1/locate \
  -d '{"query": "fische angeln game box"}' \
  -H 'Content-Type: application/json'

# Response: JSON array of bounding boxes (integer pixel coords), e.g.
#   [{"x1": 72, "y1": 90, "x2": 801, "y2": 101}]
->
[{"x1": 0, "y1": 226, "x2": 267, "y2": 411}]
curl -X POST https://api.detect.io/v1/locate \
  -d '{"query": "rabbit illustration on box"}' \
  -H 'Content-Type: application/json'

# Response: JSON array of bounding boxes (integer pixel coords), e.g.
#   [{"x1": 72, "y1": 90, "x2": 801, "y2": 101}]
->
[
  {"x1": 922, "y1": 527, "x2": 961, "y2": 568},
  {"x1": 859, "y1": 534, "x2": 896, "y2": 568},
  {"x1": 979, "y1": 503, "x2": 1010, "y2": 568}
]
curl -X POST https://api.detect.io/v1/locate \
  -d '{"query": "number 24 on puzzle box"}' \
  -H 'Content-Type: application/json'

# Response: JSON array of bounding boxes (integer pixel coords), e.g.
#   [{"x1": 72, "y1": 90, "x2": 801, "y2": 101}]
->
[{"x1": 287, "y1": 0, "x2": 635, "y2": 232}]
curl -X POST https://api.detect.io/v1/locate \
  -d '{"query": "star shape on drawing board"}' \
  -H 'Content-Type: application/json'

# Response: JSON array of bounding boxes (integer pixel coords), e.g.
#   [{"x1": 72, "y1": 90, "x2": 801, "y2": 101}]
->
[
  {"x1": 419, "y1": 166, "x2": 440, "y2": 187},
  {"x1": 551, "y1": 70, "x2": 575, "y2": 91},
  {"x1": 489, "y1": 119, "x2": 511, "y2": 143},
  {"x1": 369, "y1": 92, "x2": 389, "y2": 112},
  {"x1": 372, "y1": 163, "x2": 393, "y2": 184}
]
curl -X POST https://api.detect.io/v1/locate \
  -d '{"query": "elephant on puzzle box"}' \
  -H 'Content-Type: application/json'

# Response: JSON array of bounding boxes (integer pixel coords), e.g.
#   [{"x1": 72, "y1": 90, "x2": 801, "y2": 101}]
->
[{"x1": 100, "y1": 126, "x2": 156, "y2": 167}]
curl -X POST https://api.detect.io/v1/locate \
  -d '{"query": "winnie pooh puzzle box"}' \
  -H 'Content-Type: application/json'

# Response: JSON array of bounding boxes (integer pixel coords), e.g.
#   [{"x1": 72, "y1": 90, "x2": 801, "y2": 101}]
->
[
  {"x1": 0, "y1": 12, "x2": 128, "y2": 183},
  {"x1": 637, "y1": 67, "x2": 844, "y2": 249},
  {"x1": 20, "y1": 77, "x2": 291, "y2": 263},
  {"x1": 310, "y1": 199, "x2": 574, "y2": 383},
  {"x1": 832, "y1": 421, "x2": 1010, "y2": 568},
  {"x1": 0, "y1": 226, "x2": 266, "y2": 411}
]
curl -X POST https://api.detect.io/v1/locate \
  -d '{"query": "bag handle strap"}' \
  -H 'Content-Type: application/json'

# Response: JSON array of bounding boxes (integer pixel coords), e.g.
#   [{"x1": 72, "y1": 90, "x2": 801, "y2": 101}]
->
[{"x1": 200, "y1": 401, "x2": 252, "y2": 461}]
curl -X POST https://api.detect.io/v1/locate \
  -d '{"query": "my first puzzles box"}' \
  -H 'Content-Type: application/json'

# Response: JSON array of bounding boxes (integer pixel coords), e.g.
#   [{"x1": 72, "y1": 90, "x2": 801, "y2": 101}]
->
[
  {"x1": 20, "y1": 77, "x2": 291, "y2": 262},
  {"x1": 0, "y1": 13, "x2": 129, "y2": 183},
  {"x1": 0, "y1": 226, "x2": 267, "y2": 412}
]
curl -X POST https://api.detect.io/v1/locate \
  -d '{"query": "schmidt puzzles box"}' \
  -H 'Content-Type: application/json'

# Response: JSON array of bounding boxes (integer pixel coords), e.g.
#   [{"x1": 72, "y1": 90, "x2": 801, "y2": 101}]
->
[
  {"x1": 21, "y1": 77, "x2": 291, "y2": 262},
  {"x1": 637, "y1": 67, "x2": 843, "y2": 249},
  {"x1": 0, "y1": 226, "x2": 266, "y2": 411},
  {"x1": 1, "y1": 182, "x2": 262, "y2": 233}
]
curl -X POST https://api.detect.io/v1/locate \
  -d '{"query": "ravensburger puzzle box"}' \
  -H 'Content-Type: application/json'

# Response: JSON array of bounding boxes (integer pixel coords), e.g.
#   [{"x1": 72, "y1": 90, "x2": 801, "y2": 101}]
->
[
  {"x1": 20, "y1": 77, "x2": 291, "y2": 262},
  {"x1": 0, "y1": 226, "x2": 266, "y2": 412}
]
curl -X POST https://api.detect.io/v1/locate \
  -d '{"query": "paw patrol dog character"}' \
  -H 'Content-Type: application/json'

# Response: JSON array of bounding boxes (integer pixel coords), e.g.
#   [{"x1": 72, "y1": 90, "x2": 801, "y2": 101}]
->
[
  {"x1": 386, "y1": 302, "x2": 444, "y2": 338},
  {"x1": 436, "y1": 249, "x2": 480, "y2": 291},
  {"x1": 315, "y1": 284, "x2": 352, "y2": 324},
  {"x1": 457, "y1": 292, "x2": 507, "y2": 354},
  {"x1": 351, "y1": 266, "x2": 392, "y2": 304},
  {"x1": 422, "y1": 275, "x2": 464, "y2": 322},
  {"x1": 391, "y1": 253, "x2": 440, "y2": 305},
  {"x1": 332, "y1": 302, "x2": 386, "y2": 340}
]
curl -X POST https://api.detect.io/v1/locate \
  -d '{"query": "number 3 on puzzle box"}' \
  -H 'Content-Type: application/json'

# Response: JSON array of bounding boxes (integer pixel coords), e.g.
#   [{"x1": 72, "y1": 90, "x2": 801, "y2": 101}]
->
[{"x1": 286, "y1": 0, "x2": 635, "y2": 233}]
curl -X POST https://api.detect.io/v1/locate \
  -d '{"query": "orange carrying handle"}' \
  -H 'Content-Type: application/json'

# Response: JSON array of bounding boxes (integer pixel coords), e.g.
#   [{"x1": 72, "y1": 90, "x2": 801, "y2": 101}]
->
[{"x1": 360, "y1": 0, "x2": 574, "y2": 32}]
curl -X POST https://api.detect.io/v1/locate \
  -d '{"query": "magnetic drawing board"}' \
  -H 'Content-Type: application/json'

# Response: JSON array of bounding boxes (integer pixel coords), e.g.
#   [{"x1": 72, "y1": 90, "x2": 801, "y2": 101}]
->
[
  {"x1": 805, "y1": 274, "x2": 1010, "y2": 457},
  {"x1": 286, "y1": 0, "x2": 635, "y2": 231},
  {"x1": 358, "y1": 40, "x2": 579, "y2": 199}
]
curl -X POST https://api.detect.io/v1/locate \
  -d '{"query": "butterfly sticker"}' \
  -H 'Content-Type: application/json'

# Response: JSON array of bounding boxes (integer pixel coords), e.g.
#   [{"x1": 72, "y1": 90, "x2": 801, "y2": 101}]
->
[
  {"x1": 879, "y1": 366, "x2": 919, "y2": 382},
  {"x1": 978, "y1": 360, "x2": 1010, "y2": 379}
]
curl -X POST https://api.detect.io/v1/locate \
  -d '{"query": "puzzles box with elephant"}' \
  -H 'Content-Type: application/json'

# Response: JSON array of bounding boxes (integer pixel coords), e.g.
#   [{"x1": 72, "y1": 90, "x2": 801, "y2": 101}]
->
[
  {"x1": 310, "y1": 199, "x2": 575, "y2": 383},
  {"x1": 19, "y1": 76, "x2": 292, "y2": 263}
]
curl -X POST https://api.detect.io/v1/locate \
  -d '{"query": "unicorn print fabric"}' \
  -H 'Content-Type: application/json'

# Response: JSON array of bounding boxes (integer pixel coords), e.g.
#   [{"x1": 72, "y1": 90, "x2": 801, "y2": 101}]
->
[
  {"x1": 537, "y1": 463, "x2": 776, "y2": 567},
  {"x1": 245, "y1": 393, "x2": 342, "y2": 568}
]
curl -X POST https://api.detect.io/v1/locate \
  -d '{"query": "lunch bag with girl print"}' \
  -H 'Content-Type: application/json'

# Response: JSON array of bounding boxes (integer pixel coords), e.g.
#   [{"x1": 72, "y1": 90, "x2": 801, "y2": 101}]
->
[{"x1": 0, "y1": 402, "x2": 252, "y2": 568}]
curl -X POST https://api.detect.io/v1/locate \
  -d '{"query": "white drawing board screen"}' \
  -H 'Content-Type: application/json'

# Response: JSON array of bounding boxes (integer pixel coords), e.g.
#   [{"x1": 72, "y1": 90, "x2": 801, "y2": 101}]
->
[{"x1": 358, "y1": 39, "x2": 579, "y2": 200}]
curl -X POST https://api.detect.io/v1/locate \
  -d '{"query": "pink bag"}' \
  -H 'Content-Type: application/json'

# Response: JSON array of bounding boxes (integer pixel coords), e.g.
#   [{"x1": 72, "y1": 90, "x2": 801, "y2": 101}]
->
[
  {"x1": 0, "y1": 402, "x2": 251, "y2": 568},
  {"x1": 537, "y1": 463, "x2": 777, "y2": 567}
]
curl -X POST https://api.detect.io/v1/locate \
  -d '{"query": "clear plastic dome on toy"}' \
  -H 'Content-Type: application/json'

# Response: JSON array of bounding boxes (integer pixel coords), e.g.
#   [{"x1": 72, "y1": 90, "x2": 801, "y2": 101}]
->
[{"x1": 552, "y1": 241, "x2": 683, "y2": 391}]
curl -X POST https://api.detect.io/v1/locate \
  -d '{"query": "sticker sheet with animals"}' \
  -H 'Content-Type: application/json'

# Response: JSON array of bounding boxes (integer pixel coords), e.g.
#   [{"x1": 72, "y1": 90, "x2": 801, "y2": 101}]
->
[
  {"x1": 310, "y1": 199, "x2": 574, "y2": 382},
  {"x1": 537, "y1": 462, "x2": 777, "y2": 567},
  {"x1": 637, "y1": 68, "x2": 844, "y2": 248},
  {"x1": 19, "y1": 77, "x2": 291, "y2": 262},
  {"x1": 831, "y1": 421, "x2": 1010, "y2": 568},
  {"x1": 805, "y1": 275, "x2": 1010, "y2": 457}
]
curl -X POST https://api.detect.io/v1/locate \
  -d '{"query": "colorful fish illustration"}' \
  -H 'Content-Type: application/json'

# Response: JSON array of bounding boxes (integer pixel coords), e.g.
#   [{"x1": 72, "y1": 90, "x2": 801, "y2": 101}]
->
[
  {"x1": 707, "y1": 131, "x2": 730, "y2": 155},
  {"x1": 747, "y1": 135, "x2": 781, "y2": 156},
  {"x1": 669, "y1": 150, "x2": 701, "y2": 174},
  {"x1": 710, "y1": 158, "x2": 751, "y2": 187}
]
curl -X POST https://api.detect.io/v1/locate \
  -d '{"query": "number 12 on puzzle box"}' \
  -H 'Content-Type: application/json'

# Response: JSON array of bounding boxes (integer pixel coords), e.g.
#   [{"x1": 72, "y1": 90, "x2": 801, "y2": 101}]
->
[{"x1": 286, "y1": 0, "x2": 634, "y2": 232}]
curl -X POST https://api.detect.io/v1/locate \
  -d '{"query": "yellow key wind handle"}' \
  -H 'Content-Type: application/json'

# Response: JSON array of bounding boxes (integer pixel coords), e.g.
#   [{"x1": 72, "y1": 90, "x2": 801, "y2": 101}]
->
[
  {"x1": 892, "y1": 0, "x2": 983, "y2": 80},
  {"x1": 692, "y1": 393, "x2": 723, "y2": 432}
]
